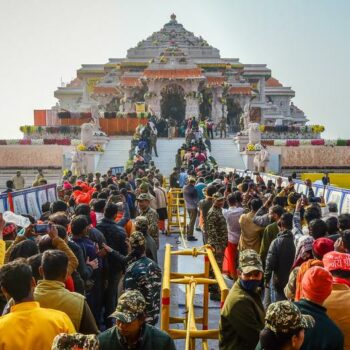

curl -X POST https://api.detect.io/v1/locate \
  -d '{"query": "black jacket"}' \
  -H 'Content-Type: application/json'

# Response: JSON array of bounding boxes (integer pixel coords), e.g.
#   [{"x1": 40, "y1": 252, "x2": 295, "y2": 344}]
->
[
  {"x1": 96, "y1": 218, "x2": 128, "y2": 274},
  {"x1": 265, "y1": 230, "x2": 295, "y2": 291}
]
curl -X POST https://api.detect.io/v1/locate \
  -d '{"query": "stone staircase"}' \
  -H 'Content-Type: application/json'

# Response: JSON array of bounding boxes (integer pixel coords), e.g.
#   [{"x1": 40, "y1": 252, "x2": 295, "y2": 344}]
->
[
  {"x1": 94, "y1": 137, "x2": 244, "y2": 177},
  {"x1": 96, "y1": 137, "x2": 132, "y2": 174},
  {"x1": 153, "y1": 138, "x2": 185, "y2": 176},
  {"x1": 210, "y1": 138, "x2": 245, "y2": 169}
]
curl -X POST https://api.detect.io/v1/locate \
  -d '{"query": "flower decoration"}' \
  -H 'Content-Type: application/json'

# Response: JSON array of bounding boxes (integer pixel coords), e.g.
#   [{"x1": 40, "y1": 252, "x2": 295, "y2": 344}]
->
[{"x1": 246, "y1": 143, "x2": 256, "y2": 151}]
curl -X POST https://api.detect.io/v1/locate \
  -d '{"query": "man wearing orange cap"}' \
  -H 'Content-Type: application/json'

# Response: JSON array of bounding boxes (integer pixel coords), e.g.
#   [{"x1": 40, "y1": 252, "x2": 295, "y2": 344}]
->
[
  {"x1": 323, "y1": 251, "x2": 350, "y2": 350},
  {"x1": 295, "y1": 266, "x2": 343, "y2": 350}
]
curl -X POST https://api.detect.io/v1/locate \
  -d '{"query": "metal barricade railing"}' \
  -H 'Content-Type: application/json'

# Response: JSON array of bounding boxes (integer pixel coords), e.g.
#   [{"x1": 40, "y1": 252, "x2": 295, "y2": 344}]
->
[
  {"x1": 161, "y1": 244, "x2": 229, "y2": 350},
  {"x1": 167, "y1": 188, "x2": 187, "y2": 247}
]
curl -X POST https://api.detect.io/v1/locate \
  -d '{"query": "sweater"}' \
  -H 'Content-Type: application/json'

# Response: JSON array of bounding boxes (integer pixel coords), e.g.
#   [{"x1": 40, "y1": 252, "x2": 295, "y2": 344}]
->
[
  {"x1": 34, "y1": 280, "x2": 84, "y2": 331},
  {"x1": 219, "y1": 281, "x2": 265, "y2": 350}
]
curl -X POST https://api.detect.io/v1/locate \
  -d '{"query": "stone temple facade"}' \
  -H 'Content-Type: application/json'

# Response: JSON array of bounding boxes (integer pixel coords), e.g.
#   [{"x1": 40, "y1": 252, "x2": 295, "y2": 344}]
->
[{"x1": 54, "y1": 14, "x2": 307, "y2": 131}]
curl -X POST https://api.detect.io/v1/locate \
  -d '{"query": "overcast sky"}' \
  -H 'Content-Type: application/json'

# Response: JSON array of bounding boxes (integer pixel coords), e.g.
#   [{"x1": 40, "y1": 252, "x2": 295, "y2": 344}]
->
[{"x1": 0, "y1": 0, "x2": 349, "y2": 139}]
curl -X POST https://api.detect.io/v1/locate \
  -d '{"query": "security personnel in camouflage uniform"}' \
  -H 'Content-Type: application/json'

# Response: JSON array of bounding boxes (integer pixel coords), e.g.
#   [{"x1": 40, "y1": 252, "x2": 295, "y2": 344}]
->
[
  {"x1": 123, "y1": 231, "x2": 162, "y2": 325},
  {"x1": 255, "y1": 301, "x2": 315, "y2": 350},
  {"x1": 98, "y1": 290, "x2": 176, "y2": 350},
  {"x1": 135, "y1": 216, "x2": 158, "y2": 263},
  {"x1": 52, "y1": 334, "x2": 99, "y2": 350},
  {"x1": 206, "y1": 192, "x2": 228, "y2": 300},
  {"x1": 137, "y1": 193, "x2": 160, "y2": 249}
]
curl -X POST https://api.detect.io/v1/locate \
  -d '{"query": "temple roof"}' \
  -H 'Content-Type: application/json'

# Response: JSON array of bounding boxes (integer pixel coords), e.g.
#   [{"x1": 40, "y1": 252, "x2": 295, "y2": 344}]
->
[
  {"x1": 266, "y1": 77, "x2": 283, "y2": 87},
  {"x1": 127, "y1": 14, "x2": 220, "y2": 59}
]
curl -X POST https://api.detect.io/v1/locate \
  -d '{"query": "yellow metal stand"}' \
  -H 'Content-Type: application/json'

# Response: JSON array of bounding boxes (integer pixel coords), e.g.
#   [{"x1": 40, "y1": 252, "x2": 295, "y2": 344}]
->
[{"x1": 161, "y1": 244, "x2": 229, "y2": 350}]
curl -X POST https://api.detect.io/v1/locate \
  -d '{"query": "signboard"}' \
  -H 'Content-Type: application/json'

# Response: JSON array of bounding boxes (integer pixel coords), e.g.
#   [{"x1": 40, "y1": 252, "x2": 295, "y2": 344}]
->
[
  {"x1": 111, "y1": 166, "x2": 125, "y2": 176},
  {"x1": 341, "y1": 193, "x2": 350, "y2": 214},
  {"x1": 327, "y1": 190, "x2": 344, "y2": 208},
  {"x1": 135, "y1": 102, "x2": 146, "y2": 113}
]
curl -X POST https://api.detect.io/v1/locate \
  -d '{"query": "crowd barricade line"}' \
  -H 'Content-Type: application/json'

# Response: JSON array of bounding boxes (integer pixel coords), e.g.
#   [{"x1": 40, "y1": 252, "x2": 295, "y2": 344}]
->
[
  {"x1": 161, "y1": 244, "x2": 229, "y2": 350},
  {"x1": 0, "y1": 184, "x2": 57, "y2": 218},
  {"x1": 220, "y1": 168, "x2": 350, "y2": 214}
]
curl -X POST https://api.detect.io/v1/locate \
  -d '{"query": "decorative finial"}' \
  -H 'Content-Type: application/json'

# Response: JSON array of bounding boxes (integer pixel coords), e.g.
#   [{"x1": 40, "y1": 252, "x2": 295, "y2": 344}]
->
[{"x1": 170, "y1": 13, "x2": 176, "y2": 21}]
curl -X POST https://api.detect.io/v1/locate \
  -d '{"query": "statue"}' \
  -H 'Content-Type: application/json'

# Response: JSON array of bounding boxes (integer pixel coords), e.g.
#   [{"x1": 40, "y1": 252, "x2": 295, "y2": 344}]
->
[
  {"x1": 240, "y1": 102, "x2": 250, "y2": 130},
  {"x1": 71, "y1": 149, "x2": 84, "y2": 176},
  {"x1": 248, "y1": 123, "x2": 261, "y2": 145},
  {"x1": 90, "y1": 103, "x2": 103, "y2": 130},
  {"x1": 259, "y1": 146, "x2": 270, "y2": 172},
  {"x1": 81, "y1": 123, "x2": 95, "y2": 148},
  {"x1": 253, "y1": 146, "x2": 270, "y2": 172}
]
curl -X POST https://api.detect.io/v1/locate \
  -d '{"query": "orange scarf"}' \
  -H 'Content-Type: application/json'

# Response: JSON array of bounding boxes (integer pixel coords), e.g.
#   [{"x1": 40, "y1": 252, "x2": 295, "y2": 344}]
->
[{"x1": 295, "y1": 259, "x2": 323, "y2": 301}]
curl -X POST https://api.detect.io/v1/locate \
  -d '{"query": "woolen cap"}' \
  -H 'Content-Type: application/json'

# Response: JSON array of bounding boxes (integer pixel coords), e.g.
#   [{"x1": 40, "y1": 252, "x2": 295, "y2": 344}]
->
[{"x1": 301, "y1": 266, "x2": 333, "y2": 304}]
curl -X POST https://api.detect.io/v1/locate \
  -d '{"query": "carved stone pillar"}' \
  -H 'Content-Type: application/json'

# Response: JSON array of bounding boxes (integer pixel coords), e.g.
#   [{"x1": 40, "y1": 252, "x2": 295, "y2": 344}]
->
[
  {"x1": 122, "y1": 88, "x2": 134, "y2": 114},
  {"x1": 259, "y1": 77, "x2": 266, "y2": 103},
  {"x1": 185, "y1": 97, "x2": 199, "y2": 119},
  {"x1": 144, "y1": 80, "x2": 161, "y2": 118},
  {"x1": 211, "y1": 87, "x2": 223, "y2": 124}
]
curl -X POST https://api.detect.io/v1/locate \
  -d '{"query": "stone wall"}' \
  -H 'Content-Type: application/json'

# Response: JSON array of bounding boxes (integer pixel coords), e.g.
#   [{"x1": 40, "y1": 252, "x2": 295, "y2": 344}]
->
[
  {"x1": 0, "y1": 145, "x2": 73, "y2": 168},
  {"x1": 270, "y1": 146, "x2": 350, "y2": 168}
]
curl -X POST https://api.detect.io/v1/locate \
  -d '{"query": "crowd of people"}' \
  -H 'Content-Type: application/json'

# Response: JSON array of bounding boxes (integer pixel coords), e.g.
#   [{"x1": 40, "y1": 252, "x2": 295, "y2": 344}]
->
[
  {"x1": 174, "y1": 159, "x2": 349, "y2": 349},
  {"x1": 0, "y1": 166, "x2": 174, "y2": 349},
  {"x1": 0, "y1": 114, "x2": 349, "y2": 349}
]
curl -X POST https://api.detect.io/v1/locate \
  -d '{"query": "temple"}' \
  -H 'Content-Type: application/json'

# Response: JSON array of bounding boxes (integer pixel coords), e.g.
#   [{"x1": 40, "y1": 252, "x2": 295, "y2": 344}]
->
[{"x1": 51, "y1": 14, "x2": 307, "y2": 133}]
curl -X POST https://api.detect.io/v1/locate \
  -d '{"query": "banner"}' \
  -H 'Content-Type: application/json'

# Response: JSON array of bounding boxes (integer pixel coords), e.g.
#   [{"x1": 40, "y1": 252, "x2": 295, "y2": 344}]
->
[
  {"x1": 0, "y1": 194, "x2": 8, "y2": 213},
  {"x1": 6, "y1": 184, "x2": 57, "y2": 219}
]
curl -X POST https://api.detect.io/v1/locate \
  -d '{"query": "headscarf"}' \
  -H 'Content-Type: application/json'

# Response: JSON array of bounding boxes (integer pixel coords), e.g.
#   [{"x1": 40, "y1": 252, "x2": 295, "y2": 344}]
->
[{"x1": 292, "y1": 236, "x2": 314, "y2": 270}]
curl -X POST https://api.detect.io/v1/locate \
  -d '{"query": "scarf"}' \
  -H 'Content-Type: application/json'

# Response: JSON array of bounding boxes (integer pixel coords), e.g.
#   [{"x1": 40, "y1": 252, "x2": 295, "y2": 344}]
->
[{"x1": 333, "y1": 277, "x2": 350, "y2": 288}]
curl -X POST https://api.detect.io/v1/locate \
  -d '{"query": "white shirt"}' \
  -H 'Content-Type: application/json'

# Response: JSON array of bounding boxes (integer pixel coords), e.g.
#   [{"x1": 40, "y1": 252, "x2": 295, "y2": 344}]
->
[{"x1": 223, "y1": 206, "x2": 244, "y2": 244}]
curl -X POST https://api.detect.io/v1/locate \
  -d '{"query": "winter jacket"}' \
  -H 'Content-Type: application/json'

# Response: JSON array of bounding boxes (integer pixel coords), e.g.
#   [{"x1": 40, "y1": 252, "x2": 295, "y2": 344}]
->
[{"x1": 265, "y1": 230, "x2": 295, "y2": 292}]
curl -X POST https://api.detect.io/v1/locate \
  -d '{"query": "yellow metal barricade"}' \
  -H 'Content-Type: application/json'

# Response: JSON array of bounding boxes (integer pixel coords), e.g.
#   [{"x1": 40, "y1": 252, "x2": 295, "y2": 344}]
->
[
  {"x1": 167, "y1": 188, "x2": 187, "y2": 247},
  {"x1": 161, "y1": 244, "x2": 229, "y2": 350}
]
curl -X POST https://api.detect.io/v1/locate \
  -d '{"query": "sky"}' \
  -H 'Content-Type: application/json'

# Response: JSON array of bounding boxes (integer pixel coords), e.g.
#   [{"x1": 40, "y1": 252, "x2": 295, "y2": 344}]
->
[{"x1": 0, "y1": 0, "x2": 349, "y2": 139}]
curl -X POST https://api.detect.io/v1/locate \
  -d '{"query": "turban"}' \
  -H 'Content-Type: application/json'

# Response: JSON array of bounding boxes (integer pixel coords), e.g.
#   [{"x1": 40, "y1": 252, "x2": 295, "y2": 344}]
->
[
  {"x1": 312, "y1": 238, "x2": 334, "y2": 258},
  {"x1": 301, "y1": 266, "x2": 333, "y2": 304}
]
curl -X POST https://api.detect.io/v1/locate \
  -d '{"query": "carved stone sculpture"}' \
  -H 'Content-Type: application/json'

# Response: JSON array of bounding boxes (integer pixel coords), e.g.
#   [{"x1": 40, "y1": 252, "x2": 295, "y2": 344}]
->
[
  {"x1": 248, "y1": 123, "x2": 261, "y2": 145},
  {"x1": 81, "y1": 123, "x2": 95, "y2": 148}
]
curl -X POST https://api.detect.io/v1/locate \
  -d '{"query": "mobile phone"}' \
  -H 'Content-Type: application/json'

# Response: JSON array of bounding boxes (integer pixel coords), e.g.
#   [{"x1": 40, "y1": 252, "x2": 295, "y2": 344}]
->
[{"x1": 34, "y1": 223, "x2": 51, "y2": 234}]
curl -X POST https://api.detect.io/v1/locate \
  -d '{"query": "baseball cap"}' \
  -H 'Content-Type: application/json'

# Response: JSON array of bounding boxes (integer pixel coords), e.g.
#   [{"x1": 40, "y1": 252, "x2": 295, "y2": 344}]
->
[
  {"x1": 212, "y1": 192, "x2": 225, "y2": 201},
  {"x1": 135, "y1": 216, "x2": 148, "y2": 231},
  {"x1": 265, "y1": 301, "x2": 315, "y2": 334},
  {"x1": 130, "y1": 231, "x2": 146, "y2": 248},
  {"x1": 109, "y1": 290, "x2": 146, "y2": 323},
  {"x1": 137, "y1": 193, "x2": 151, "y2": 201},
  {"x1": 239, "y1": 249, "x2": 264, "y2": 274}
]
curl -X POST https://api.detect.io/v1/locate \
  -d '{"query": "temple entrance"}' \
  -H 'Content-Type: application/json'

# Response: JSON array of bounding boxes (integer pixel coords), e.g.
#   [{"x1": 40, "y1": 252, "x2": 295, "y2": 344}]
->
[
  {"x1": 160, "y1": 84, "x2": 186, "y2": 123},
  {"x1": 199, "y1": 89, "x2": 212, "y2": 119},
  {"x1": 227, "y1": 99, "x2": 243, "y2": 133}
]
